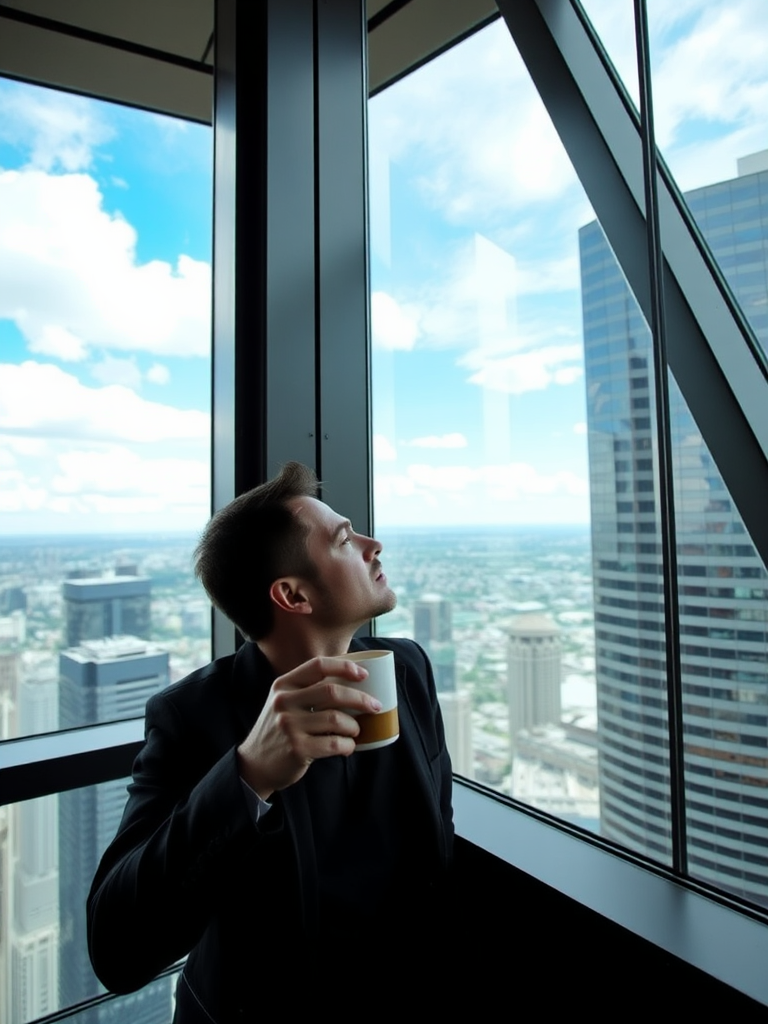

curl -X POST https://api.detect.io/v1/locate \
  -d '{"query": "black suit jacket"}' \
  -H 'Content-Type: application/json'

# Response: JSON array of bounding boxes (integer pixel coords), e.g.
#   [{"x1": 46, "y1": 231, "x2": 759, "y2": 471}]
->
[{"x1": 87, "y1": 637, "x2": 453, "y2": 1022}]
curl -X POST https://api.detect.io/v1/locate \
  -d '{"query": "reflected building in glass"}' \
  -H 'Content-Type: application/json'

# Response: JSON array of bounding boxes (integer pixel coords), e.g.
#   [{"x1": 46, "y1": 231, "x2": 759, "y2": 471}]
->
[{"x1": 580, "y1": 150, "x2": 768, "y2": 904}]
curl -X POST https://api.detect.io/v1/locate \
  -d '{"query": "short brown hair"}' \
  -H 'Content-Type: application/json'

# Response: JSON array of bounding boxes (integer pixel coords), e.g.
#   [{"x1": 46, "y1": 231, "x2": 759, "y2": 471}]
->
[{"x1": 194, "y1": 462, "x2": 319, "y2": 640}]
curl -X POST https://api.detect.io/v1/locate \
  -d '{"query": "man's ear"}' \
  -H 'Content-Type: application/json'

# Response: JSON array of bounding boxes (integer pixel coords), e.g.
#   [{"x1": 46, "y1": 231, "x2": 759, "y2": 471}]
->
[{"x1": 269, "y1": 578, "x2": 313, "y2": 616}]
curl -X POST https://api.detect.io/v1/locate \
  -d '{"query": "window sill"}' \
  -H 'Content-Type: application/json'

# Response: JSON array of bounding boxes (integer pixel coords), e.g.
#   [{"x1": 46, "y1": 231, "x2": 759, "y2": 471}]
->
[{"x1": 453, "y1": 779, "x2": 768, "y2": 1008}]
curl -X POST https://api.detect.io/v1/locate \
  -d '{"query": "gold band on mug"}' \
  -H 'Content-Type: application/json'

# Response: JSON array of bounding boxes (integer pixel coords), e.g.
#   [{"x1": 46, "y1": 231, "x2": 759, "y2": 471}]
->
[{"x1": 355, "y1": 707, "x2": 399, "y2": 746}]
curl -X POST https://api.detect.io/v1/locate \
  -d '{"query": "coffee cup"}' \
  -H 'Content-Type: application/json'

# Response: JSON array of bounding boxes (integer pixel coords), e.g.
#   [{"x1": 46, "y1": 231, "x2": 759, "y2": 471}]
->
[{"x1": 341, "y1": 649, "x2": 399, "y2": 751}]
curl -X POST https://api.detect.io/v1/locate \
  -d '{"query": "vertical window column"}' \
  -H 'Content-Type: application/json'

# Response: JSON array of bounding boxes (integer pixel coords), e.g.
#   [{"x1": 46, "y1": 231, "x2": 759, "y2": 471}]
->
[{"x1": 212, "y1": 0, "x2": 372, "y2": 658}]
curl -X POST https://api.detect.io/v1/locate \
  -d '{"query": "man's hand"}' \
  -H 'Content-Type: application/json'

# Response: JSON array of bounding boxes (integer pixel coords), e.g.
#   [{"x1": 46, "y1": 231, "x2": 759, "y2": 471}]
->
[{"x1": 236, "y1": 657, "x2": 382, "y2": 801}]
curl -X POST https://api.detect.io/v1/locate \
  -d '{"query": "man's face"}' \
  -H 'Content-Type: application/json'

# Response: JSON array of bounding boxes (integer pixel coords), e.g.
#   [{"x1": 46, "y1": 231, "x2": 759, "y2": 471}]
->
[{"x1": 288, "y1": 496, "x2": 397, "y2": 630}]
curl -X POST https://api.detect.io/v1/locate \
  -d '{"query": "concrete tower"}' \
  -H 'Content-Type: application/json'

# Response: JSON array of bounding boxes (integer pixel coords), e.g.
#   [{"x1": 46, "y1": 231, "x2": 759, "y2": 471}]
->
[{"x1": 507, "y1": 613, "x2": 562, "y2": 756}]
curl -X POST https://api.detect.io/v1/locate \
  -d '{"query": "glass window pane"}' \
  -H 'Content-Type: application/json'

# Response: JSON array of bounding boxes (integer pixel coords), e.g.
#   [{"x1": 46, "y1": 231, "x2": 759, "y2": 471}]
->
[
  {"x1": 0, "y1": 79, "x2": 213, "y2": 739},
  {"x1": 671, "y1": 372, "x2": 768, "y2": 908},
  {"x1": 579, "y1": 0, "x2": 640, "y2": 108},
  {"x1": 369, "y1": 19, "x2": 673, "y2": 862},
  {"x1": 3, "y1": 783, "x2": 178, "y2": 1024},
  {"x1": 647, "y1": 0, "x2": 768, "y2": 345}
]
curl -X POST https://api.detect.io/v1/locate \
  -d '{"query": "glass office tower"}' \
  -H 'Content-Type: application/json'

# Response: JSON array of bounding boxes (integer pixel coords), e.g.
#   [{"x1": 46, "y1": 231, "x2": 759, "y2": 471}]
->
[
  {"x1": 64, "y1": 577, "x2": 152, "y2": 649},
  {"x1": 581, "y1": 151, "x2": 768, "y2": 905},
  {"x1": 58, "y1": 639, "x2": 171, "y2": 1022}
]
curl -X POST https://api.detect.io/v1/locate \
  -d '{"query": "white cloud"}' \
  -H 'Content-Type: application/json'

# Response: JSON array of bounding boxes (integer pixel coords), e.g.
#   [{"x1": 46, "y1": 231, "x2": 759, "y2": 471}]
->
[
  {"x1": 554, "y1": 366, "x2": 584, "y2": 387},
  {"x1": 402, "y1": 462, "x2": 587, "y2": 498},
  {"x1": 0, "y1": 441, "x2": 208, "y2": 526},
  {"x1": 370, "y1": 22, "x2": 582, "y2": 225},
  {"x1": 0, "y1": 83, "x2": 113, "y2": 172},
  {"x1": 147, "y1": 363, "x2": 171, "y2": 385},
  {"x1": 52, "y1": 447, "x2": 207, "y2": 506},
  {"x1": 651, "y1": 1, "x2": 768, "y2": 152},
  {"x1": 0, "y1": 469, "x2": 48, "y2": 513},
  {"x1": 0, "y1": 168, "x2": 211, "y2": 360},
  {"x1": 34, "y1": 325, "x2": 88, "y2": 362},
  {"x1": 573, "y1": 422, "x2": 588, "y2": 435},
  {"x1": 0, "y1": 361, "x2": 208, "y2": 443},
  {"x1": 516, "y1": 255, "x2": 581, "y2": 296},
  {"x1": 462, "y1": 343, "x2": 584, "y2": 395},
  {"x1": 403, "y1": 433, "x2": 468, "y2": 450},
  {"x1": 373, "y1": 433, "x2": 398, "y2": 462},
  {"x1": 371, "y1": 291, "x2": 420, "y2": 350},
  {"x1": 378, "y1": 234, "x2": 584, "y2": 363},
  {"x1": 375, "y1": 459, "x2": 590, "y2": 525},
  {"x1": 91, "y1": 354, "x2": 142, "y2": 389}
]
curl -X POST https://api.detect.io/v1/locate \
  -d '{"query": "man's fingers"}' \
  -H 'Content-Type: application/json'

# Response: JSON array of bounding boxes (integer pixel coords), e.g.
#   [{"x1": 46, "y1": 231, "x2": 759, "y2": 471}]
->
[
  {"x1": 305, "y1": 734, "x2": 357, "y2": 759},
  {"x1": 310, "y1": 680, "x2": 382, "y2": 714},
  {"x1": 277, "y1": 656, "x2": 368, "y2": 690},
  {"x1": 274, "y1": 677, "x2": 382, "y2": 716},
  {"x1": 303, "y1": 708, "x2": 361, "y2": 739}
]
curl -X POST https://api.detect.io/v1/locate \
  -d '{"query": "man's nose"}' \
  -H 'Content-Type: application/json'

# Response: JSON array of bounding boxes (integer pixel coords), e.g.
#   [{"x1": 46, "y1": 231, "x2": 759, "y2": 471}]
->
[{"x1": 363, "y1": 535, "x2": 382, "y2": 560}]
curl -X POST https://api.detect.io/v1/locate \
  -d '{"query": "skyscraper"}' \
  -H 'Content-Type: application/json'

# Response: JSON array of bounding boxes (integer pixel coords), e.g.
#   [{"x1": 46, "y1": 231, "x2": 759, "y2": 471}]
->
[
  {"x1": 63, "y1": 576, "x2": 151, "y2": 649},
  {"x1": 507, "y1": 613, "x2": 562, "y2": 756},
  {"x1": 580, "y1": 151, "x2": 768, "y2": 904},
  {"x1": 413, "y1": 594, "x2": 456, "y2": 693},
  {"x1": 58, "y1": 638, "x2": 170, "y2": 1023},
  {"x1": 10, "y1": 662, "x2": 59, "y2": 1024},
  {"x1": 412, "y1": 595, "x2": 473, "y2": 776}
]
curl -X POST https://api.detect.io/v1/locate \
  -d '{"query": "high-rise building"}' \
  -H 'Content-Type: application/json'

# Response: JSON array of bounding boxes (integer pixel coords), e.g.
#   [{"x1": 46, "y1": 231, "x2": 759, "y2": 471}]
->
[
  {"x1": 58, "y1": 638, "x2": 170, "y2": 1024},
  {"x1": 507, "y1": 613, "x2": 562, "y2": 757},
  {"x1": 413, "y1": 595, "x2": 456, "y2": 693},
  {"x1": 10, "y1": 662, "x2": 59, "y2": 1024},
  {"x1": 580, "y1": 151, "x2": 768, "y2": 904},
  {"x1": 412, "y1": 595, "x2": 473, "y2": 776},
  {"x1": 414, "y1": 594, "x2": 453, "y2": 645},
  {"x1": 63, "y1": 576, "x2": 151, "y2": 649}
]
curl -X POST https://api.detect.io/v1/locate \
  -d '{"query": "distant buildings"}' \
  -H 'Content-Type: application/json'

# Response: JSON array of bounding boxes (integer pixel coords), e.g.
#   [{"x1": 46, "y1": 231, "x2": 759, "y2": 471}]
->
[
  {"x1": 57, "y1": 587, "x2": 172, "y2": 1024},
  {"x1": 413, "y1": 594, "x2": 456, "y2": 693},
  {"x1": 58, "y1": 636, "x2": 171, "y2": 1023},
  {"x1": 63, "y1": 575, "x2": 151, "y2": 648},
  {"x1": 10, "y1": 662, "x2": 59, "y2": 1024},
  {"x1": 414, "y1": 594, "x2": 452, "y2": 644},
  {"x1": 412, "y1": 594, "x2": 473, "y2": 777},
  {"x1": 580, "y1": 150, "x2": 768, "y2": 903},
  {"x1": 507, "y1": 613, "x2": 562, "y2": 755}
]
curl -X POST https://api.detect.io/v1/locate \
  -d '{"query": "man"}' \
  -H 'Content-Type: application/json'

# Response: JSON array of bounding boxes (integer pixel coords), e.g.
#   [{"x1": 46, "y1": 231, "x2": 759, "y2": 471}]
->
[{"x1": 87, "y1": 462, "x2": 453, "y2": 1022}]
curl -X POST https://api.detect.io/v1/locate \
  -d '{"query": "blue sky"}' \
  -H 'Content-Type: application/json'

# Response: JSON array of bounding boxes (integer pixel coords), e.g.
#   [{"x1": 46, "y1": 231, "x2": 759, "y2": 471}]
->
[
  {"x1": 0, "y1": 80, "x2": 212, "y2": 533},
  {"x1": 368, "y1": 1, "x2": 768, "y2": 526},
  {"x1": 0, "y1": 0, "x2": 765, "y2": 533}
]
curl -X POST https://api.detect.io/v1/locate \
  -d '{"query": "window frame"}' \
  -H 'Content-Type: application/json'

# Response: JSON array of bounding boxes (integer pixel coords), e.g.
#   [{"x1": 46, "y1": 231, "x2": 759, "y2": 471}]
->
[{"x1": 2, "y1": 0, "x2": 768, "y2": 1016}]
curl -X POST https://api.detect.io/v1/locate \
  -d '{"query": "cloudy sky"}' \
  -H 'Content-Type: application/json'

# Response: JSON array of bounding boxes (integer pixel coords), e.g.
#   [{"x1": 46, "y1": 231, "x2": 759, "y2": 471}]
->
[
  {"x1": 0, "y1": 0, "x2": 765, "y2": 533},
  {"x1": 0, "y1": 80, "x2": 212, "y2": 533},
  {"x1": 369, "y1": 0, "x2": 768, "y2": 526}
]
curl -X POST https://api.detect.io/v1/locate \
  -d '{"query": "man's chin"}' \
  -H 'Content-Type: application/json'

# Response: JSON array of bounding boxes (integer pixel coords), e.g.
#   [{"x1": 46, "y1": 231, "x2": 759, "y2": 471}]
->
[{"x1": 375, "y1": 588, "x2": 397, "y2": 618}]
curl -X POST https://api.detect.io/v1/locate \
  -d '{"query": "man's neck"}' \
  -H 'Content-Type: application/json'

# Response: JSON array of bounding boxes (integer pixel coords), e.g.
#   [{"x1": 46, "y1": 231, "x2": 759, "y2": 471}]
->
[{"x1": 256, "y1": 626, "x2": 358, "y2": 678}]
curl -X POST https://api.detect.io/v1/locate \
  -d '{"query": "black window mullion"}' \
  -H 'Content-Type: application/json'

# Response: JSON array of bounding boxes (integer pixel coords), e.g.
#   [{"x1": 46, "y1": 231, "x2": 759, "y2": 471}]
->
[{"x1": 632, "y1": 0, "x2": 687, "y2": 876}]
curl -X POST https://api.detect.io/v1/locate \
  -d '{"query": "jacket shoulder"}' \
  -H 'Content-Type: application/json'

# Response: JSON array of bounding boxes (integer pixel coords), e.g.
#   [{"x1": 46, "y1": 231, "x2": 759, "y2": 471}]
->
[
  {"x1": 355, "y1": 636, "x2": 430, "y2": 674},
  {"x1": 148, "y1": 652, "x2": 238, "y2": 714}
]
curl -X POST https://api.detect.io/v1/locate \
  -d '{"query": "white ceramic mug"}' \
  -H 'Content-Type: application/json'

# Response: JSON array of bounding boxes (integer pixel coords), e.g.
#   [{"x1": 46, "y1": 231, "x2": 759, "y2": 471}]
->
[{"x1": 340, "y1": 649, "x2": 399, "y2": 751}]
